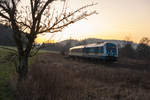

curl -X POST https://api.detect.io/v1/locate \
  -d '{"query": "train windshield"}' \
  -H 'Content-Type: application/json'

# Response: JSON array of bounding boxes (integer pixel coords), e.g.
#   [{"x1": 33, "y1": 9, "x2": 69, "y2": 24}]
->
[{"x1": 106, "y1": 43, "x2": 117, "y2": 55}]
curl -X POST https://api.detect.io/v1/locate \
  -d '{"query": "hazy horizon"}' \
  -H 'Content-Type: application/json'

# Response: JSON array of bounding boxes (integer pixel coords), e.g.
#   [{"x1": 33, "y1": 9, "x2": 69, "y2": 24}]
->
[
  {"x1": 39, "y1": 0, "x2": 150, "y2": 43},
  {"x1": 33, "y1": 0, "x2": 150, "y2": 43}
]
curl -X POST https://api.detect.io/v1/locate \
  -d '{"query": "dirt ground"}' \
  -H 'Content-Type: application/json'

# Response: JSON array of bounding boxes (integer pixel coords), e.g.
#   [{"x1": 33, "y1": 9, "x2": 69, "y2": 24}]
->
[{"x1": 30, "y1": 53, "x2": 150, "y2": 100}]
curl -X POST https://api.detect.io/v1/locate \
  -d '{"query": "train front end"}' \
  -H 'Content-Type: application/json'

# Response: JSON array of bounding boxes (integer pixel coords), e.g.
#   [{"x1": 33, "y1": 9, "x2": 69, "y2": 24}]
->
[{"x1": 104, "y1": 43, "x2": 118, "y2": 61}]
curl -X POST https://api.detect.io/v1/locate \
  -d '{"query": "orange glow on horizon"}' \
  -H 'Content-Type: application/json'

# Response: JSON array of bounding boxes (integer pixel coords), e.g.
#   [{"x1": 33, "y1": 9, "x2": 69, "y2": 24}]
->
[
  {"x1": 34, "y1": 0, "x2": 150, "y2": 43},
  {"x1": 35, "y1": 37, "x2": 56, "y2": 44}
]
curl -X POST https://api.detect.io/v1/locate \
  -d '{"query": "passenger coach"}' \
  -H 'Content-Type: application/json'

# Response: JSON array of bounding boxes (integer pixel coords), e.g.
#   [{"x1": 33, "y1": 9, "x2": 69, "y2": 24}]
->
[{"x1": 69, "y1": 42, "x2": 118, "y2": 61}]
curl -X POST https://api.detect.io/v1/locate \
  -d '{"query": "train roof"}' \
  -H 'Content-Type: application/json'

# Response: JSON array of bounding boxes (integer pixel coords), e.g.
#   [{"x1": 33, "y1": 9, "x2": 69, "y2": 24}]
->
[
  {"x1": 70, "y1": 42, "x2": 117, "y2": 50},
  {"x1": 70, "y1": 45, "x2": 84, "y2": 50},
  {"x1": 85, "y1": 42, "x2": 106, "y2": 48}
]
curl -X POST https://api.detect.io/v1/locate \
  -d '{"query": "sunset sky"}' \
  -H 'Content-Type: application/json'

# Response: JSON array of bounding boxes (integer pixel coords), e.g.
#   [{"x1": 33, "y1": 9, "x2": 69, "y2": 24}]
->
[{"x1": 36, "y1": 0, "x2": 150, "y2": 43}]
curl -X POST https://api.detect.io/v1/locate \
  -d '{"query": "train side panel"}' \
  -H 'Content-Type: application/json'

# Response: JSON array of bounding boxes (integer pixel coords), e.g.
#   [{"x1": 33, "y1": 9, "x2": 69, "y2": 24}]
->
[
  {"x1": 69, "y1": 42, "x2": 118, "y2": 61},
  {"x1": 82, "y1": 47, "x2": 105, "y2": 59}
]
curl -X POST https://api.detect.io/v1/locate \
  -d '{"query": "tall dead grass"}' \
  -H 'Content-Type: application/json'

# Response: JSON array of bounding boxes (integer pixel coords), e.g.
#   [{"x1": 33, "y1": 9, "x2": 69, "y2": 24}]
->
[
  {"x1": 14, "y1": 53, "x2": 150, "y2": 100},
  {"x1": 15, "y1": 62, "x2": 89, "y2": 100}
]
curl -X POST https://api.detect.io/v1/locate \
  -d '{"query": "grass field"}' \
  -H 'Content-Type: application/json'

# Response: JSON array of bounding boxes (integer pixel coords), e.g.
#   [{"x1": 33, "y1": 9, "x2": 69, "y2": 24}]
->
[
  {"x1": 0, "y1": 48, "x2": 16, "y2": 100},
  {"x1": 1, "y1": 47, "x2": 150, "y2": 100},
  {"x1": 16, "y1": 53, "x2": 150, "y2": 100},
  {"x1": 0, "y1": 47, "x2": 41, "y2": 100}
]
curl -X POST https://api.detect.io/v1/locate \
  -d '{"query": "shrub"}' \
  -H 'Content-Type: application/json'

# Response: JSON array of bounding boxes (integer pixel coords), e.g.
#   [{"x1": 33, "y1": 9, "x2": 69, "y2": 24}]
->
[
  {"x1": 119, "y1": 43, "x2": 136, "y2": 58},
  {"x1": 16, "y1": 63, "x2": 87, "y2": 100},
  {"x1": 136, "y1": 37, "x2": 150, "y2": 59}
]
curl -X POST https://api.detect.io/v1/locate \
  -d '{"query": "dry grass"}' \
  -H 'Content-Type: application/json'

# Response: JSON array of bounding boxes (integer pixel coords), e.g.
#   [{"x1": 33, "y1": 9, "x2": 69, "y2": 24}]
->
[{"x1": 15, "y1": 53, "x2": 150, "y2": 100}]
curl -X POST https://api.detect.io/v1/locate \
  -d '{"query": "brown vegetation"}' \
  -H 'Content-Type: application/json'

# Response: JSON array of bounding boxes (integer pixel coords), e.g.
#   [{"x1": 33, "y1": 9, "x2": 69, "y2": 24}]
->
[
  {"x1": 13, "y1": 53, "x2": 150, "y2": 100},
  {"x1": 119, "y1": 37, "x2": 150, "y2": 60}
]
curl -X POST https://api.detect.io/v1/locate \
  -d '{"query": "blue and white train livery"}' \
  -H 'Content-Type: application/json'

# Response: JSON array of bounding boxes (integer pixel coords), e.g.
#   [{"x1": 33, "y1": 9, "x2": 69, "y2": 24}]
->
[{"x1": 69, "y1": 42, "x2": 118, "y2": 61}]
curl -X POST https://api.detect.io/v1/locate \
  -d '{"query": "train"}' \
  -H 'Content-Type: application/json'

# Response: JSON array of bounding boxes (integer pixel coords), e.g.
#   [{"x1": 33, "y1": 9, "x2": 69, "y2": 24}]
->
[{"x1": 69, "y1": 42, "x2": 118, "y2": 61}]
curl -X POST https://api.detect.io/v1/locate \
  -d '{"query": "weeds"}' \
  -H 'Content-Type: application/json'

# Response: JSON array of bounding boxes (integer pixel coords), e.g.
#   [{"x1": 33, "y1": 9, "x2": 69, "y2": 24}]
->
[{"x1": 14, "y1": 53, "x2": 150, "y2": 100}]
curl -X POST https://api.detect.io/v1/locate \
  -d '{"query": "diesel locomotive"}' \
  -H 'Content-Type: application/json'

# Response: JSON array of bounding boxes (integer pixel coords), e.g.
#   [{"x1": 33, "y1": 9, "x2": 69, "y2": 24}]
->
[{"x1": 69, "y1": 42, "x2": 118, "y2": 61}]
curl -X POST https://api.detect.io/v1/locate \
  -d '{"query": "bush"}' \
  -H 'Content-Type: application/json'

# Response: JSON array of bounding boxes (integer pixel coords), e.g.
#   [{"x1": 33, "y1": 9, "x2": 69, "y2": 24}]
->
[
  {"x1": 119, "y1": 43, "x2": 136, "y2": 58},
  {"x1": 136, "y1": 37, "x2": 150, "y2": 59},
  {"x1": 16, "y1": 63, "x2": 87, "y2": 100},
  {"x1": 13, "y1": 53, "x2": 150, "y2": 100}
]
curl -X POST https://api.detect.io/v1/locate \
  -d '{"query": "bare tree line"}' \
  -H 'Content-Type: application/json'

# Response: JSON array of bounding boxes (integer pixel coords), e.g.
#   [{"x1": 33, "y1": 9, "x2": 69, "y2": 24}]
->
[{"x1": 119, "y1": 37, "x2": 150, "y2": 60}]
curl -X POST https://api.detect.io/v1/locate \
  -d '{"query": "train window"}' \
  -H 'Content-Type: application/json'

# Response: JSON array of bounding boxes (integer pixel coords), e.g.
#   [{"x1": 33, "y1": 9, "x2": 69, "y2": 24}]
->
[
  {"x1": 100, "y1": 47, "x2": 104, "y2": 53},
  {"x1": 89, "y1": 48, "x2": 95, "y2": 53},
  {"x1": 106, "y1": 43, "x2": 117, "y2": 54},
  {"x1": 76, "y1": 49, "x2": 82, "y2": 52},
  {"x1": 106, "y1": 44, "x2": 116, "y2": 50},
  {"x1": 72, "y1": 49, "x2": 81, "y2": 52},
  {"x1": 94, "y1": 47, "x2": 99, "y2": 53},
  {"x1": 83, "y1": 48, "x2": 86, "y2": 53},
  {"x1": 85, "y1": 48, "x2": 89, "y2": 53}
]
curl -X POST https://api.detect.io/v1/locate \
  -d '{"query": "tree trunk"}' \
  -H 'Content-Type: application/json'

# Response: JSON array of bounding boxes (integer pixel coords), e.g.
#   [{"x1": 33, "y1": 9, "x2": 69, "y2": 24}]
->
[{"x1": 16, "y1": 55, "x2": 28, "y2": 81}]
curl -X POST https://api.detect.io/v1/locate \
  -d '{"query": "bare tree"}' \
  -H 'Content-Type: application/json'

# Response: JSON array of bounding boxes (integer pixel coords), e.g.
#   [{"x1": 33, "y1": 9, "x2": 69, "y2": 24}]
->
[
  {"x1": 136, "y1": 37, "x2": 150, "y2": 59},
  {"x1": 0, "y1": 0, "x2": 97, "y2": 80}
]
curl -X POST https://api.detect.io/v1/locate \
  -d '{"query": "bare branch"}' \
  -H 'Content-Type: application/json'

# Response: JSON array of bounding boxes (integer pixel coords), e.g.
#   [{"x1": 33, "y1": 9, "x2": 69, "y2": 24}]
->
[
  {"x1": 29, "y1": 43, "x2": 45, "y2": 57},
  {"x1": 17, "y1": 21, "x2": 31, "y2": 29},
  {"x1": 0, "y1": 12, "x2": 9, "y2": 20},
  {"x1": 36, "y1": 0, "x2": 54, "y2": 20},
  {"x1": 38, "y1": 3, "x2": 97, "y2": 34}
]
